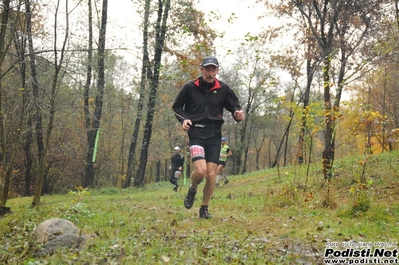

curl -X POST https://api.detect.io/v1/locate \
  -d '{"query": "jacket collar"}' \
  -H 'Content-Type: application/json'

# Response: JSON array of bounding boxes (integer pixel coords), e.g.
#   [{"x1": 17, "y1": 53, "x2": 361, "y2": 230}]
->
[{"x1": 194, "y1": 77, "x2": 221, "y2": 91}]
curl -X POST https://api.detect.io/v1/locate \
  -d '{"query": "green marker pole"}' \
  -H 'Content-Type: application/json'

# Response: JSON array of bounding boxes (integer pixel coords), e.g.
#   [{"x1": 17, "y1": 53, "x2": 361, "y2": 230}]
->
[
  {"x1": 183, "y1": 162, "x2": 186, "y2": 186},
  {"x1": 92, "y1": 129, "x2": 100, "y2": 162}
]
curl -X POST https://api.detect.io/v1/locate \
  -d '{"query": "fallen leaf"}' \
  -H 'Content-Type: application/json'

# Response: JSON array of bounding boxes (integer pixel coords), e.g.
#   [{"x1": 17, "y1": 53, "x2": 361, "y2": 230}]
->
[
  {"x1": 161, "y1": 255, "x2": 170, "y2": 262},
  {"x1": 170, "y1": 219, "x2": 178, "y2": 227}
]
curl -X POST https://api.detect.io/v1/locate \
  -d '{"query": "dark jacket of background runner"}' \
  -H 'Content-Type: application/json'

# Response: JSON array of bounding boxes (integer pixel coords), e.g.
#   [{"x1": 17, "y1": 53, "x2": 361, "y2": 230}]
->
[{"x1": 170, "y1": 153, "x2": 184, "y2": 171}]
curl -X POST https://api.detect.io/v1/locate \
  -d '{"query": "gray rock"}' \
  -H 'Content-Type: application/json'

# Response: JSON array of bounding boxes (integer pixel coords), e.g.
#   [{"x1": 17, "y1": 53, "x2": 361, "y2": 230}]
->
[{"x1": 31, "y1": 218, "x2": 86, "y2": 256}]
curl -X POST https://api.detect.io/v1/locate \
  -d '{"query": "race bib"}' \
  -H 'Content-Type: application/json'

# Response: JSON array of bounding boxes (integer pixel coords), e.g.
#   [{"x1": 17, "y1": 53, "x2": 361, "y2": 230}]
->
[{"x1": 190, "y1": 145, "x2": 205, "y2": 159}]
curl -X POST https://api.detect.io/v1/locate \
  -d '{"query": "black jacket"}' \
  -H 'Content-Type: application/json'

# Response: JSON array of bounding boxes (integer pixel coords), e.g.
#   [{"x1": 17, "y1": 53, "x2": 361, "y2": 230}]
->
[
  {"x1": 170, "y1": 153, "x2": 184, "y2": 170},
  {"x1": 172, "y1": 77, "x2": 242, "y2": 139}
]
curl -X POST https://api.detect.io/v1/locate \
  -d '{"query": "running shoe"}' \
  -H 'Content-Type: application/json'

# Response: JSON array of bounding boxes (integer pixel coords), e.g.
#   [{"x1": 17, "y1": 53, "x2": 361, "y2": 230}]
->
[
  {"x1": 199, "y1": 205, "x2": 211, "y2": 219},
  {"x1": 184, "y1": 186, "x2": 196, "y2": 209}
]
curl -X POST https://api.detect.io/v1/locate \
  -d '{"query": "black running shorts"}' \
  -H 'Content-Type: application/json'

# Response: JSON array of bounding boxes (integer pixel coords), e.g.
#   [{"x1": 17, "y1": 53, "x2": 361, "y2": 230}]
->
[{"x1": 189, "y1": 136, "x2": 221, "y2": 164}]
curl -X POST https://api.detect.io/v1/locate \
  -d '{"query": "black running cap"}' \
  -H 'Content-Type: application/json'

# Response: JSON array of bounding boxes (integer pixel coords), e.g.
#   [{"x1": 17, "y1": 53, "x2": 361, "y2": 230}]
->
[{"x1": 201, "y1": 56, "x2": 219, "y2": 67}]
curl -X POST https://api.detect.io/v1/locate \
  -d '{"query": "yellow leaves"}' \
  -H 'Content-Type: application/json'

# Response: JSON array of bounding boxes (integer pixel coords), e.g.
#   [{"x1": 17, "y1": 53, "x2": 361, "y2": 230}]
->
[
  {"x1": 358, "y1": 110, "x2": 384, "y2": 124},
  {"x1": 80, "y1": 98, "x2": 96, "y2": 107},
  {"x1": 310, "y1": 126, "x2": 323, "y2": 135}
]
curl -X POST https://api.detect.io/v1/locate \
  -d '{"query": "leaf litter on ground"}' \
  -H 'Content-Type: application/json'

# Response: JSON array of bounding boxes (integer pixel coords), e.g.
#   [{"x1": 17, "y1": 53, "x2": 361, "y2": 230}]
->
[{"x1": 1, "y1": 150, "x2": 399, "y2": 264}]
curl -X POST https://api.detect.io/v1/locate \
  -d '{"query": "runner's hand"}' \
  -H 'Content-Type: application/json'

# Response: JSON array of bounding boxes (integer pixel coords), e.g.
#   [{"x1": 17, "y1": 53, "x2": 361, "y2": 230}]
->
[
  {"x1": 234, "y1": 110, "x2": 245, "y2": 121},
  {"x1": 182, "y1": 119, "x2": 192, "y2": 131}
]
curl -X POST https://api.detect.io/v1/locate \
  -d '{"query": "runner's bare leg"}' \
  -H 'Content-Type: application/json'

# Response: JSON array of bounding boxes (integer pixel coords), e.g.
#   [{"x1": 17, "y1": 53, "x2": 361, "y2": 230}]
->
[{"x1": 191, "y1": 160, "x2": 217, "y2": 205}]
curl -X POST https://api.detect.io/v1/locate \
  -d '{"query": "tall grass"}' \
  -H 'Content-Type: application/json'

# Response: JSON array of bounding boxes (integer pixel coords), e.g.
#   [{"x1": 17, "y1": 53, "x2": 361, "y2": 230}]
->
[{"x1": 1, "y1": 151, "x2": 399, "y2": 264}]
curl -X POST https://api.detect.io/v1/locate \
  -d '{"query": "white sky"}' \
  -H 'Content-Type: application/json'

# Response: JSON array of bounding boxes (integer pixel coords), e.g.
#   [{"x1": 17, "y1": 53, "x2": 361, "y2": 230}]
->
[
  {"x1": 107, "y1": 0, "x2": 267, "y2": 65},
  {"x1": 106, "y1": 1, "x2": 142, "y2": 61},
  {"x1": 195, "y1": 0, "x2": 265, "y2": 44}
]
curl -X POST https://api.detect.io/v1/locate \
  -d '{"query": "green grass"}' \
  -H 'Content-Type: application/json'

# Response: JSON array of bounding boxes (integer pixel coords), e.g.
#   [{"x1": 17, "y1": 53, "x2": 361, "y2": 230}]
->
[{"x1": 1, "y1": 151, "x2": 399, "y2": 264}]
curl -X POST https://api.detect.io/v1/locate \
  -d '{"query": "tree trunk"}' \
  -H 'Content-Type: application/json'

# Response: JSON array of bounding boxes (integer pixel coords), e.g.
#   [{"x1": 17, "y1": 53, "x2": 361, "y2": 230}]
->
[
  {"x1": 240, "y1": 123, "x2": 252, "y2": 174},
  {"x1": 23, "y1": 120, "x2": 33, "y2": 196},
  {"x1": 255, "y1": 131, "x2": 267, "y2": 171},
  {"x1": 156, "y1": 160, "x2": 161, "y2": 182},
  {"x1": 124, "y1": 0, "x2": 151, "y2": 188},
  {"x1": 237, "y1": 104, "x2": 250, "y2": 174},
  {"x1": 271, "y1": 117, "x2": 293, "y2": 168},
  {"x1": 396, "y1": 0, "x2": 399, "y2": 29},
  {"x1": 0, "y1": 0, "x2": 12, "y2": 206},
  {"x1": 26, "y1": 1, "x2": 45, "y2": 195},
  {"x1": 134, "y1": 0, "x2": 171, "y2": 186},
  {"x1": 83, "y1": 0, "x2": 94, "y2": 186},
  {"x1": 32, "y1": 0, "x2": 71, "y2": 206},
  {"x1": 84, "y1": 0, "x2": 108, "y2": 188},
  {"x1": 14, "y1": 0, "x2": 34, "y2": 196},
  {"x1": 321, "y1": 54, "x2": 335, "y2": 180},
  {"x1": 297, "y1": 40, "x2": 316, "y2": 164}
]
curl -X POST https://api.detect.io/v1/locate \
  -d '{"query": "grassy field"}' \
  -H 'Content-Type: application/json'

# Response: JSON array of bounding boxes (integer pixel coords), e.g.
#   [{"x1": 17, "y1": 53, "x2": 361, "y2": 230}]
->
[{"x1": 1, "y1": 151, "x2": 399, "y2": 264}]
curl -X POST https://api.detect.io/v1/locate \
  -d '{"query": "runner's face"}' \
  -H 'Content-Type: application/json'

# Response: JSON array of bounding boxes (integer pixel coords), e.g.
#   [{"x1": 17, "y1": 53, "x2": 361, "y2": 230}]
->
[{"x1": 201, "y1": 65, "x2": 219, "y2": 83}]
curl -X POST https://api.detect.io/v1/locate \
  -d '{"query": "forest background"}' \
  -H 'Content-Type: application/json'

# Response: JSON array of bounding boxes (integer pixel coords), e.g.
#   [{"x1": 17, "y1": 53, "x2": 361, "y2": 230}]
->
[{"x1": 0, "y1": 0, "x2": 398, "y2": 208}]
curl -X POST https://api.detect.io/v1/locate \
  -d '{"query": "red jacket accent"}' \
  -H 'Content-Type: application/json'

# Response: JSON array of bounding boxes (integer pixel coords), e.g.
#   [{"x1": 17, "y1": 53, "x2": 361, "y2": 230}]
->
[{"x1": 194, "y1": 78, "x2": 221, "y2": 91}]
